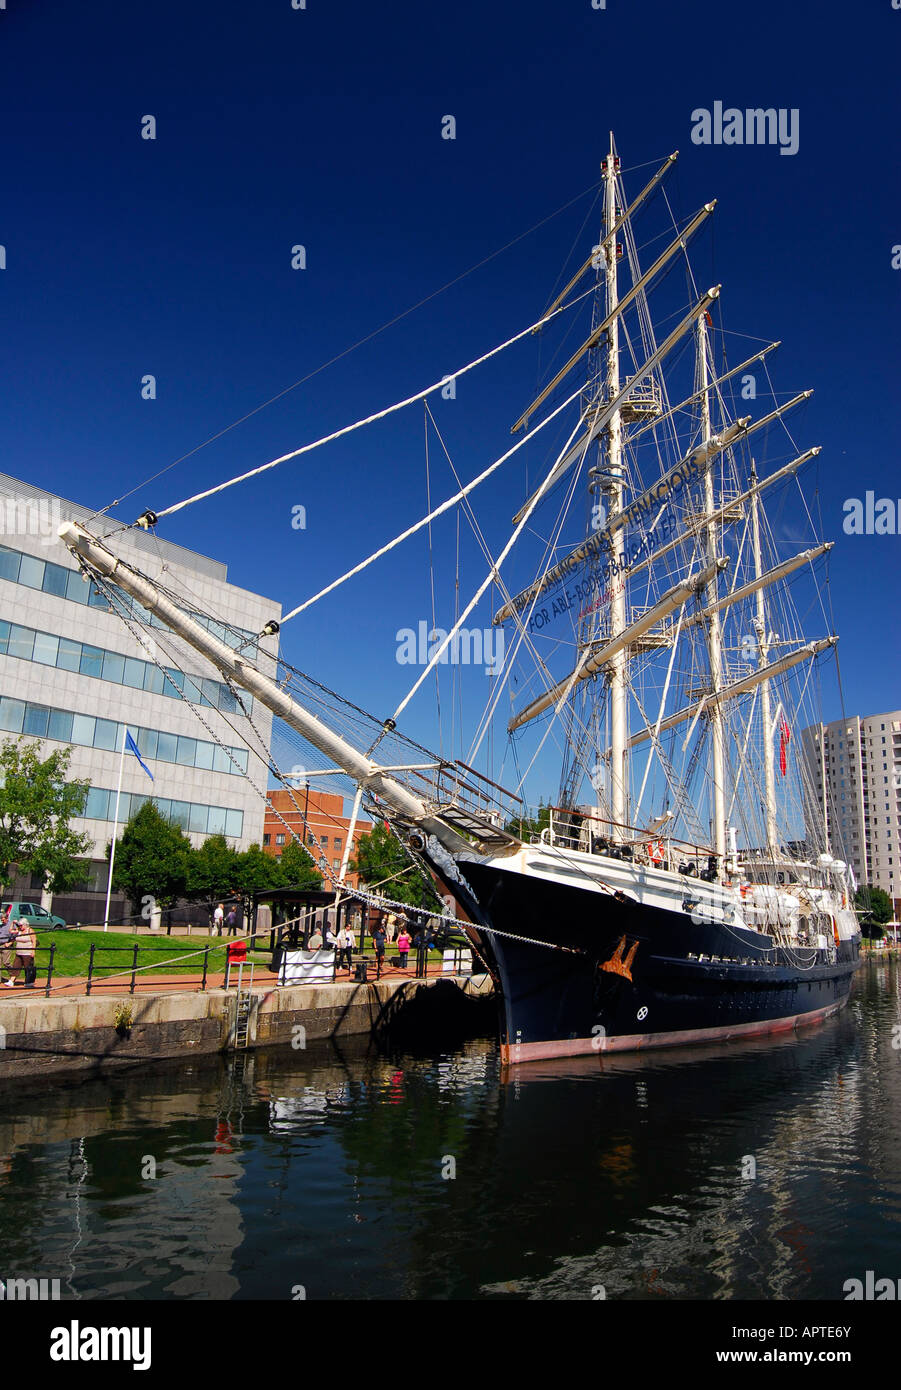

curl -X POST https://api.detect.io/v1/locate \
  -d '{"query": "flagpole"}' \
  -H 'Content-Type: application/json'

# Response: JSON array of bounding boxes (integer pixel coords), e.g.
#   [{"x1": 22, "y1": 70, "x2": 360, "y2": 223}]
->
[{"x1": 104, "y1": 725, "x2": 128, "y2": 932}]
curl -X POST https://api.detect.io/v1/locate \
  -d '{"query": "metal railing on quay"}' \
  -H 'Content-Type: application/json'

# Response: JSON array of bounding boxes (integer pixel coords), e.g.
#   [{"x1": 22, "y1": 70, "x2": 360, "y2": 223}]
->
[
  {"x1": 3, "y1": 921, "x2": 470, "y2": 1002},
  {"x1": 7, "y1": 938, "x2": 264, "y2": 998},
  {"x1": 83, "y1": 941, "x2": 221, "y2": 995}
]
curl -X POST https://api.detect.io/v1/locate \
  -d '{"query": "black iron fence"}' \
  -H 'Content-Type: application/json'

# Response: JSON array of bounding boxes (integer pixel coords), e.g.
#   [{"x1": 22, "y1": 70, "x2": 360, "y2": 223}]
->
[
  {"x1": 82, "y1": 941, "x2": 226, "y2": 994},
  {"x1": 2, "y1": 931, "x2": 470, "y2": 1001}
]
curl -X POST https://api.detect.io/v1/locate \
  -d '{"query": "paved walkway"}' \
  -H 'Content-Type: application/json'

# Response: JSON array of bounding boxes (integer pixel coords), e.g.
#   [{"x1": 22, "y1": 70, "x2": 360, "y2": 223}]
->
[{"x1": 0, "y1": 956, "x2": 459, "y2": 1000}]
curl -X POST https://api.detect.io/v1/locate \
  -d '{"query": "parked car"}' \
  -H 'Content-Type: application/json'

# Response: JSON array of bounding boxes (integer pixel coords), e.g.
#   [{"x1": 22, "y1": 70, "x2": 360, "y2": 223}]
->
[{"x1": 0, "y1": 901, "x2": 68, "y2": 930}]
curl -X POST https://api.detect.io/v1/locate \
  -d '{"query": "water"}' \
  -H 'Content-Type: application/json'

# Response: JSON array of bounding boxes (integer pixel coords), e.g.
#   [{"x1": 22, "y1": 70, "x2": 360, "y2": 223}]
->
[{"x1": 1, "y1": 958, "x2": 899, "y2": 1301}]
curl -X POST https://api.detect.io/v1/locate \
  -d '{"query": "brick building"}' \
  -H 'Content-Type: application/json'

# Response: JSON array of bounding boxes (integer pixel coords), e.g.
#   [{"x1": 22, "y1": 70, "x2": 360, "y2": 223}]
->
[{"x1": 263, "y1": 788, "x2": 372, "y2": 890}]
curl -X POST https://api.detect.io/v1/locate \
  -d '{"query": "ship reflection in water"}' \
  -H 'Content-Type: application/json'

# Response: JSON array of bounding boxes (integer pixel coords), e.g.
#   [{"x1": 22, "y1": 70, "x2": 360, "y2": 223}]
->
[{"x1": 0, "y1": 959, "x2": 898, "y2": 1300}]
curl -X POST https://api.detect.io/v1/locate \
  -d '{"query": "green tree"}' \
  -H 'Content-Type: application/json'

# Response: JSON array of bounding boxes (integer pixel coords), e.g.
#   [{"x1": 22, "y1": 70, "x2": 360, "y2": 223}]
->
[
  {"x1": 110, "y1": 801, "x2": 193, "y2": 915},
  {"x1": 276, "y1": 837, "x2": 322, "y2": 891},
  {"x1": 0, "y1": 738, "x2": 91, "y2": 893},
  {"x1": 225, "y1": 842, "x2": 284, "y2": 928},
  {"x1": 506, "y1": 797, "x2": 551, "y2": 842},
  {"x1": 854, "y1": 884, "x2": 893, "y2": 936},
  {"x1": 350, "y1": 821, "x2": 441, "y2": 909},
  {"x1": 187, "y1": 834, "x2": 240, "y2": 924}
]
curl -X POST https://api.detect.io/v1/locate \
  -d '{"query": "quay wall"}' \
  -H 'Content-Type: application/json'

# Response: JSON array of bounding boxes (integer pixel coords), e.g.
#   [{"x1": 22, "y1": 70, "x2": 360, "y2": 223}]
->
[{"x1": 0, "y1": 975, "x2": 495, "y2": 1085}]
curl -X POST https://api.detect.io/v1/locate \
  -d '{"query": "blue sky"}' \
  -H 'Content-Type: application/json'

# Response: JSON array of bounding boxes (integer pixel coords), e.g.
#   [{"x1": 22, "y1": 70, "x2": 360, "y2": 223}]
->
[{"x1": 1, "y1": 0, "x2": 898, "y2": 813}]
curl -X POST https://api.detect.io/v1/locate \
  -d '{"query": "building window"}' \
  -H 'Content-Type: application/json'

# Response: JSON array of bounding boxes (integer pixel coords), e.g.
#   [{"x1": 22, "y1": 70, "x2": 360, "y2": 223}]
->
[
  {"x1": 78, "y1": 787, "x2": 243, "y2": 838},
  {"x1": 320, "y1": 835, "x2": 328, "y2": 847},
  {"x1": 263, "y1": 834, "x2": 270, "y2": 846},
  {"x1": 276, "y1": 834, "x2": 286, "y2": 845},
  {"x1": 334, "y1": 837, "x2": 342, "y2": 850},
  {"x1": 0, "y1": 543, "x2": 261, "y2": 656},
  {"x1": 0, "y1": 695, "x2": 248, "y2": 777},
  {"x1": 0, "y1": 618, "x2": 252, "y2": 718}
]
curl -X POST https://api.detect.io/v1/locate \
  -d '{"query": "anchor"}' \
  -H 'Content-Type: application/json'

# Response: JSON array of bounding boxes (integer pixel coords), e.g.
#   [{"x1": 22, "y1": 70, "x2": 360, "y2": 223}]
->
[{"x1": 599, "y1": 935, "x2": 639, "y2": 981}]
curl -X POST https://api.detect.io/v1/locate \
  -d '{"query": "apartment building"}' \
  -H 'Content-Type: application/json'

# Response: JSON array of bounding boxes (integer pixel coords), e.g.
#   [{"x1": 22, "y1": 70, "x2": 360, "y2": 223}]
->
[{"x1": 801, "y1": 710, "x2": 901, "y2": 914}]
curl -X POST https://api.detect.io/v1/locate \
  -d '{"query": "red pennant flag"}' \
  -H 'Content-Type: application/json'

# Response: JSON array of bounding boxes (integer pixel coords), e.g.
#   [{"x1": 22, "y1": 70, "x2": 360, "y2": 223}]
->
[{"x1": 779, "y1": 716, "x2": 790, "y2": 776}]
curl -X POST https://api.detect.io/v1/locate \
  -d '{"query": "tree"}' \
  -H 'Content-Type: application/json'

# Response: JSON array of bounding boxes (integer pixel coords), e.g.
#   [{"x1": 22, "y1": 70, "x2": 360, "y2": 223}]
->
[
  {"x1": 0, "y1": 738, "x2": 91, "y2": 893},
  {"x1": 276, "y1": 837, "x2": 322, "y2": 892},
  {"x1": 187, "y1": 834, "x2": 240, "y2": 924},
  {"x1": 233, "y1": 842, "x2": 283, "y2": 916},
  {"x1": 506, "y1": 797, "x2": 551, "y2": 842},
  {"x1": 854, "y1": 884, "x2": 893, "y2": 936},
  {"x1": 349, "y1": 821, "x2": 441, "y2": 909},
  {"x1": 110, "y1": 801, "x2": 193, "y2": 915}
]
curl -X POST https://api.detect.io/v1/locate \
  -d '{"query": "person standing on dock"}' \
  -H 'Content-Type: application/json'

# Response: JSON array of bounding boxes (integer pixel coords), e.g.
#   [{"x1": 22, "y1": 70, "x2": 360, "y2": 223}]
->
[
  {"x1": 372, "y1": 923, "x2": 386, "y2": 978},
  {"x1": 5, "y1": 919, "x2": 36, "y2": 989},
  {"x1": 397, "y1": 924, "x2": 411, "y2": 970},
  {"x1": 213, "y1": 903, "x2": 224, "y2": 936},
  {"x1": 414, "y1": 922, "x2": 433, "y2": 951},
  {"x1": 342, "y1": 920, "x2": 356, "y2": 972},
  {"x1": 0, "y1": 912, "x2": 13, "y2": 984},
  {"x1": 308, "y1": 924, "x2": 323, "y2": 951}
]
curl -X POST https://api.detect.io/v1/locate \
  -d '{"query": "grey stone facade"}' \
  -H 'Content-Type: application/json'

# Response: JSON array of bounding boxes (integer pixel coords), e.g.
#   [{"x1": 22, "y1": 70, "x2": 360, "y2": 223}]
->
[{"x1": 0, "y1": 473, "x2": 281, "y2": 922}]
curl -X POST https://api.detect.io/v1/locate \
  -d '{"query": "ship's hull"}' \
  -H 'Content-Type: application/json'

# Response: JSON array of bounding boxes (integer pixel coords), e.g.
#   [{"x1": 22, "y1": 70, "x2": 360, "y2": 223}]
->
[{"x1": 433, "y1": 853, "x2": 860, "y2": 1064}]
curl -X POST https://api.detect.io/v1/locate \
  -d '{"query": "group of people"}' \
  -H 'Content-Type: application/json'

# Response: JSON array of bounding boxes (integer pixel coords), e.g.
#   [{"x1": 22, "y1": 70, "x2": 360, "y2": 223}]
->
[
  {"x1": 0, "y1": 907, "x2": 37, "y2": 989},
  {"x1": 303, "y1": 912, "x2": 437, "y2": 978},
  {"x1": 307, "y1": 920, "x2": 356, "y2": 972},
  {"x1": 368, "y1": 917, "x2": 436, "y2": 977},
  {"x1": 211, "y1": 902, "x2": 241, "y2": 936}
]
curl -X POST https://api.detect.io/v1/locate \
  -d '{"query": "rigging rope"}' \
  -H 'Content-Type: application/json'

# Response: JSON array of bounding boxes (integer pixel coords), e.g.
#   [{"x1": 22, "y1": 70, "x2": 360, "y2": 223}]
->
[
  {"x1": 277, "y1": 352, "x2": 592, "y2": 628},
  {"x1": 384, "y1": 376, "x2": 596, "y2": 730},
  {"x1": 87, "y1": 180, "x2": 603, "y2": 526},
  {"x1": 149, "y1": 290, "x2": 593, "y2": 525},
  {"x1": 418, "y1": 396, "x2": 601, "y2": 772}
]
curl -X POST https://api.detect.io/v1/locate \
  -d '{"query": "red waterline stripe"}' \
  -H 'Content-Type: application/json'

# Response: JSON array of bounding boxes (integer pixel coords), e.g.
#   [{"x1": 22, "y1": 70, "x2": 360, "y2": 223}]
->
[{"x1": 500, "y1": 997, "x2": 848, "y2": 1065}]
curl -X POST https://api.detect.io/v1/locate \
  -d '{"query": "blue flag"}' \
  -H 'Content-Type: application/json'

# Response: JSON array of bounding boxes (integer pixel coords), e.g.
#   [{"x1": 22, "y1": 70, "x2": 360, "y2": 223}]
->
[{"x1": 125, "y1": 730, "x2": 154, "y2": 781}]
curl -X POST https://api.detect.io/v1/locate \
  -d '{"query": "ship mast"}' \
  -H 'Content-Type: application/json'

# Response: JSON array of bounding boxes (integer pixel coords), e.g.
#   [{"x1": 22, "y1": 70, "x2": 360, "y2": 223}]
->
[
  {"x1": 750, "y1": 459, "x2": 778, "y2": 854},
  {"x1": 603, "y1": 135, "x2": 628, "y2": 834},
  {"x1": 698, "y1": 315, "x2": 727, "y2": 864}
]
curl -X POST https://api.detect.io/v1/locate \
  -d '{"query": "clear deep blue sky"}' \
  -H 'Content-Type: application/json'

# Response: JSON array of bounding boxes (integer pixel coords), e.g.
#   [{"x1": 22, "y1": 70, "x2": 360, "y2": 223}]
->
[{"x1": 1, "y1": 0, "x2": 898, "y2": 806}]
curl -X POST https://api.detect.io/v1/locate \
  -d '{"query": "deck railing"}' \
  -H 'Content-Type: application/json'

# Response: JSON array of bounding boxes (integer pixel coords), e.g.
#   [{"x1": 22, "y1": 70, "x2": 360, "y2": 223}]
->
[{"x1": 543, "y1": 806, "x2": 719, "y2": 877}]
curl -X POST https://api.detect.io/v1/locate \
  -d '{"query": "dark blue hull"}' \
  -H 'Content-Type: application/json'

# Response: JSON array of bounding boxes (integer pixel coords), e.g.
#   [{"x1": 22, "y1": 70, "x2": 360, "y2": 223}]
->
[{"x1": 439, "y1": 858, "x2": 860, "y2": 1062}]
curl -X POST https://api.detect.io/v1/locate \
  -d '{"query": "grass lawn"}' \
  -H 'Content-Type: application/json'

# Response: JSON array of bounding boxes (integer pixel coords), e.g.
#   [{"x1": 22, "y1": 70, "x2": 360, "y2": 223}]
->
[{"x1": 33, "y1": 929, "x2": 243, "y2": 978}]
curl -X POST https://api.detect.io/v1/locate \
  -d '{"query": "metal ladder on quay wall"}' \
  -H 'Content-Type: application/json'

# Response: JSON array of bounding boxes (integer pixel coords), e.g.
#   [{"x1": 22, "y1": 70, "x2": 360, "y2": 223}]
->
[
  {"x1": 226, "y1": 962, "x2": 255, "y2": 1051},
  {"x1": 233, "y1": 990, "x2": 252, "y2": 1050}
]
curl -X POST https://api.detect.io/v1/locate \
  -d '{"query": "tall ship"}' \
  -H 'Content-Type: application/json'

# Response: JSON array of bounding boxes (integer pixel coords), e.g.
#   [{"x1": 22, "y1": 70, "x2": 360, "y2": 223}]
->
[{"x1": 58, "y1": 135, "x2": 861, "y2": 1062}]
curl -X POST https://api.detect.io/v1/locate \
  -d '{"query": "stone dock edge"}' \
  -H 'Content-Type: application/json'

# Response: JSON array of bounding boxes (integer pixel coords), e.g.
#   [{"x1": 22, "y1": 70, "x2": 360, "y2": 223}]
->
[{"x1": 0, "y1": 974, "x2": 496, "y2": 1083}]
